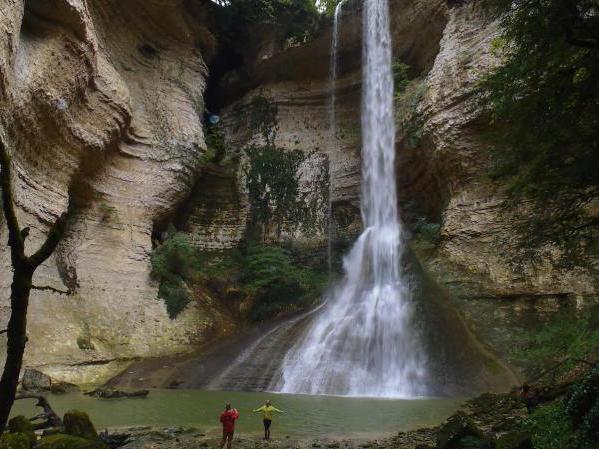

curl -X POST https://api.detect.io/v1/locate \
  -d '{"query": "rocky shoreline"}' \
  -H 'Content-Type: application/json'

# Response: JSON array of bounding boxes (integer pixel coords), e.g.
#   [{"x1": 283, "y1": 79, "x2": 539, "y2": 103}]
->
[{"x1": 2, "y1": 361, "x2": 596, "y2": 449}]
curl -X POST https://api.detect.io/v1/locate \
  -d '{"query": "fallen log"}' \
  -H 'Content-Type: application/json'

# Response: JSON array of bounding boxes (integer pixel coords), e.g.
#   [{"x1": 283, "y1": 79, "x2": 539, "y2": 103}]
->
[
  {"x1": 84, "y1": 388, "x2": 149, "y2": 399},
  {"x1": 14, "y1": 393, "x2": 62, "y2": 430}
]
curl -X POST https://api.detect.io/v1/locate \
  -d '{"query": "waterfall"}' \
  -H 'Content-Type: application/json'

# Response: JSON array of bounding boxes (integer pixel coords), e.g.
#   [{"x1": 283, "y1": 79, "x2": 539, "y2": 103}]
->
[
  {"x1": 272, "y1": 0, "x2": 428, "y2": 398},
  {"x1": 327, "y1": 1, "x2": 344, "y2": 273}
]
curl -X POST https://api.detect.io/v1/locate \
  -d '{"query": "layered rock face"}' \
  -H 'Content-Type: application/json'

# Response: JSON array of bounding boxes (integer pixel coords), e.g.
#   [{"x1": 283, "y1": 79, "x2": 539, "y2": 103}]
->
[
  {"x1": 1, "y1": 0, "x2": 596, "y2": 386},
  {"x1": 0, "y1": 0, "x2": 232, "y2": 384},
  {"x1": 410, "y1": 1, "x2": 598, "y2": 300},
  {"x1": 210, "y1": 0, "x2": 597, "y2": 378}
]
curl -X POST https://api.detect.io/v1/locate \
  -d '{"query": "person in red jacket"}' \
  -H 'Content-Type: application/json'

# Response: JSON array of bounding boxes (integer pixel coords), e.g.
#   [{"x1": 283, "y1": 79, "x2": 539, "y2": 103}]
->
[{"x1": 219, "y1": 402, "x2": 240, "y2": 449}]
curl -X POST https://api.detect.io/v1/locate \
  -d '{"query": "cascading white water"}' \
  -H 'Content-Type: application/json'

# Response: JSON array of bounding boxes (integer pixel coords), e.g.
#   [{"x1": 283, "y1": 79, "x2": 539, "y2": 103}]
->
[
  {"x1": 327, "y1": 1, "x2": 344, "y2": 273},
  {"x1": 272, "y1": 0, "x2": 428, "y2": 398}
]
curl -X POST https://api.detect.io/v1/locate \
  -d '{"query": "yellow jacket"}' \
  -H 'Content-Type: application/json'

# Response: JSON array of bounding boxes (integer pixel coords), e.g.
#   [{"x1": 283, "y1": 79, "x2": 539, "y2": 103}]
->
[{"x1": 253, "y1": 405, "x2": 284, "y2": 420}]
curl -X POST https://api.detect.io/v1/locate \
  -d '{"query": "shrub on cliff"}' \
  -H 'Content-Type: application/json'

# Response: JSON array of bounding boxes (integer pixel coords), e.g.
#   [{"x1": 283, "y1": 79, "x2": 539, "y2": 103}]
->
[
  {"x1": 150, "y1": 233, "x2": 202, "y2": 318},
  {"x1": 212, "y1": 0, "x2": 322, "y2": 48},
  {"x1": 150, "y1": 233, "x2": 326, "y2": 320},
  {"x1": 481, "y1": 0, "x2": 599, "y2": 265},
  {"x1": 242, "y1": 245, "x2": 326, "y2": 321}
]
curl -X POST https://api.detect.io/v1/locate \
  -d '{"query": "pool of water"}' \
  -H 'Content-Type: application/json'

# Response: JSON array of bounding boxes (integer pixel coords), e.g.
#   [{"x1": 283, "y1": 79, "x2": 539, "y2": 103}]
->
[{"x1": 11, "y1": 390, "x2": 465, "y2": 439}]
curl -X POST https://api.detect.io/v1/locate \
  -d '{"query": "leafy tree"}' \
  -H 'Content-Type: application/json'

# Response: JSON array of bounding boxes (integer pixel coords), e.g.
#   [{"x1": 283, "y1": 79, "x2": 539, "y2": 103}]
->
[
  {"x1": 211, "y1": 0, "x2": 322, "y2": 53},
  {"x1": 481, "y1": 0, "x2": 599, "y2": 265},
  {"x1": 315, "y1": 0, "x2": 344, "y2": 15}
]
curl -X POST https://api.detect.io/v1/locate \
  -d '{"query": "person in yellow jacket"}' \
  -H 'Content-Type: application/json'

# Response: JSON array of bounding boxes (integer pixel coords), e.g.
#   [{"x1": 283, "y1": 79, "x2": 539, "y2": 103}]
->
[{"x1": 253, "y1": 400, "x2": 284, "y2": 440}]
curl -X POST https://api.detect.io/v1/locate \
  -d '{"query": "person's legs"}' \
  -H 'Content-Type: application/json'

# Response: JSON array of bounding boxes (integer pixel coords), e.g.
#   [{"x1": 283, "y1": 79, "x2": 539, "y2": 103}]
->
[
  {"x1": 226, "y1": 431, "x2": 234, "y2": 449},
  {"x1": 220, "y1": 429, "x2": 227, "y2": 449},
  {"x1": 264, "y1": 419, "x2": 272, "y2": 440}
]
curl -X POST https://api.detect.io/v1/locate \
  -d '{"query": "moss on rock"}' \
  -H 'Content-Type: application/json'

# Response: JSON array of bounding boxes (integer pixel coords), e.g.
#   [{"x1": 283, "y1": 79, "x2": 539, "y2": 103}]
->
[
  {"x1": 62, "y1": 411, "x2": 98, "y2": 440},
  {"x1": 36, "y1": 435, "x2": 107, "y2": 449},
  {"x1": 7, "y1": 416, "x2": 35, "y2": 446},
  {"x1": 0, "y1": 433, "x2": 31, "y2": 449}
]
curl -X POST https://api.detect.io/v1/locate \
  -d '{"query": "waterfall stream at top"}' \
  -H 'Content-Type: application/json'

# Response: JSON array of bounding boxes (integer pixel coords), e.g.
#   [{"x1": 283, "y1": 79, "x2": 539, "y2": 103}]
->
[
  {"x1": 271, "y1": 0, "x2": 429, "y2": 398},
  {"x1": 327, "y1": 0, "x2": 344, "y2": 273}
]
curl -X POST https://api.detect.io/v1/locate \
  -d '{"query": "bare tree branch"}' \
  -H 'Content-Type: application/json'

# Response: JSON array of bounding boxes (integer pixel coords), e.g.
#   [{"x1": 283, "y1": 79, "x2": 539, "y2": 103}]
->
[
  {"x1": 28, "y1": 213, "x2": 68, "y2": 268},
  {"x1": 31, "y1": 285, "x2": 72, "y2": 296},
  {"x1": 0, "y1": 135, "x2": 26, "y2": 264},
  {"x1": 14, "y1": 394, "x2": 62, "y2": 429}
]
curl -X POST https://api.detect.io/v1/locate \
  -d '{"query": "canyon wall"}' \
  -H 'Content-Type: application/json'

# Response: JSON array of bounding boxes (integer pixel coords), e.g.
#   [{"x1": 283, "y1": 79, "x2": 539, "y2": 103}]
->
[
  {"x1": 0, "y1": 0, "x2": 596, "y2": 385},
  {"x1": 0, "y1": 0, "x2": 233, "y2": 384},
  {"x1": 205, "y1": 0, "x2": 598, "y2": 377}
]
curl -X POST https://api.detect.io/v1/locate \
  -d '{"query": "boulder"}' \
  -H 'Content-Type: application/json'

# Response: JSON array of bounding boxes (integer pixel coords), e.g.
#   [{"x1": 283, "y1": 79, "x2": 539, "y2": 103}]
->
[
  {"x1": 21, "y1": 369, "x2": 78, "y2": 393},
  {"x1": 436, "y1": 412, "x2": 492, "y2": 449},
  {"x1": 63, "y1": 411, "x2": 98, "y2": 441},
  {"x1": 37, "y1": 434, "x2": 108, "y2": 449}
]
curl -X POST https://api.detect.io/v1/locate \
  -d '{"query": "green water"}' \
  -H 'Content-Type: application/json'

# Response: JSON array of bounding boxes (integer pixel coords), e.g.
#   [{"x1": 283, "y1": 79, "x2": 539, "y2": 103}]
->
[{"x1": 11, "y1": 390, "x2": 465, "y2": 439}]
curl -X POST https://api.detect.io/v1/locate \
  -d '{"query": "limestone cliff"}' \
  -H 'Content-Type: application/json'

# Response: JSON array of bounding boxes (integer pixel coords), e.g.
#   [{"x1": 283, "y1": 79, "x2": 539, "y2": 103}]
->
[
  {"x1": 1, "y1": 0, "x2": 596, "y2": 385},
  {"x1": 0, "y1": 0, "x2": 231, "y2": 384},
  {"x1": 205, "y1": 0, "x2": 598, "y2": 377}
]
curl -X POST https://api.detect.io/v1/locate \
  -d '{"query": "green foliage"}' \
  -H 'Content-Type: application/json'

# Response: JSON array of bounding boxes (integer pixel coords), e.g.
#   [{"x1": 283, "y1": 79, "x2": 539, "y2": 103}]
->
[
  {"x1": 203, "y1": 124, "x2": 227, "y2": 164},
  {"x1": 413, "y1": 218, "x2": 442, "y2": 245},
  {"x1": 240, "y1": 245, "x2": 326, "y2": 320},
  {"x1": 150, "y1": 233, "x2": 203, "y2": 318},
  {"x1": 149, "y1": 234, "x2": 326, "y2": 321},
  {"x1": 7, "y1": 416, "x2": 34, "y2": 435},
  {"x1": 393, "y1": 61, "x2": 411, "y2": 96},
  {"x1": 242, "y1": 95, "x2": 326, "y2": 238},
  {"x1": 396, "y1": 79, "x2": 426, "y2": 148},
  {"x1": 480, "y1": 0, "x2": 599, "y2": 264},
  {"x1": 506, "y1": 306, "x2": 599, "y2": 379},
  {"x1": 315, "y1": 0, "x2": 344, "y2": 15},
  {"x1": 523, "y1": 368, "x2": 599, "y2": 449},
  {"x1": 565, "y1": 365, "x2": 599, "y2": 442},
  {"x1": 212, "y1": 0, "x2": 322, "y2": 52},
  {"x1": 245, "y1": 146, "x2": 311, "y2": 235},
  {"x1": 524, "y1": 402, "x2": 572, "y2": 449},
  {"x1": 248, "y1": 95, "x2": 279, "y2": 144}
]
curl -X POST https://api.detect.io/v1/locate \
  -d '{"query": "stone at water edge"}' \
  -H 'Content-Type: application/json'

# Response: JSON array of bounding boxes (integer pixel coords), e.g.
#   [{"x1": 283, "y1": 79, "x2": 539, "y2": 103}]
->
[
  {"x1": 436, "y1": 411, "x2": 492, "y2": 449},
  {"x1": 494, "y1": 431, "x2": 533, "y2": 449},
  {"x1": 63, "y1": 411, "x2": 99, "y2": 441},
  {"x1": 21, "y1": 369, "x2": 78, "y2": 394}
]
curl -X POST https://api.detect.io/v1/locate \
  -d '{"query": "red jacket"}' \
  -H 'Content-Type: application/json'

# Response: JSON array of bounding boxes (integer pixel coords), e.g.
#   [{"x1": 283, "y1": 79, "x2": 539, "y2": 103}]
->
[{"x1": 220, "y1": 409, "x2": 239, "y2": 433}]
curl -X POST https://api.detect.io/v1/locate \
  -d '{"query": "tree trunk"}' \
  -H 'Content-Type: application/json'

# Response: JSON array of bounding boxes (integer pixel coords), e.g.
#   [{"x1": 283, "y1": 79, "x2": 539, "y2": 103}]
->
[{"x1": 0, "y1": 265, "x2": 34, "y2": 431}]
